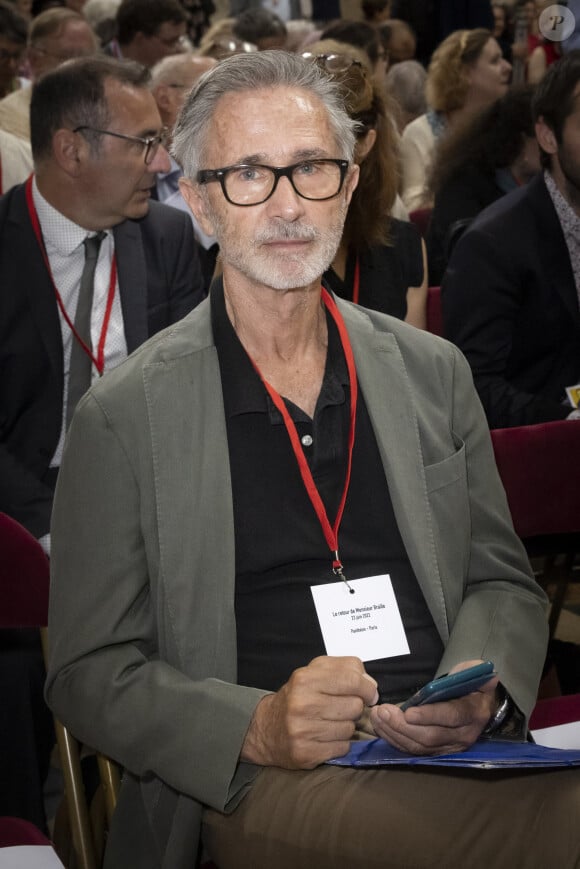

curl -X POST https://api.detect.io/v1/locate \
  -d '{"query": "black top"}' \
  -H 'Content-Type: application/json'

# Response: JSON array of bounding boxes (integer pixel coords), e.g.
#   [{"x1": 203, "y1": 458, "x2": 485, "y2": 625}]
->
[
  {"x1": 211, "y1": 280, "x2": 443, "y2": 702},
  {"x1": 324, "y1": 218, "x2": 423, "y2": 320}
]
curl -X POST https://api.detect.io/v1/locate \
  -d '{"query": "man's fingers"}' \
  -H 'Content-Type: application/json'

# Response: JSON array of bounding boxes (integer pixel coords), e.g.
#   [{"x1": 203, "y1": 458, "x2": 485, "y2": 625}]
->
[{"x1": 295, "y1": 656, "x2": 378, "y2": 706}]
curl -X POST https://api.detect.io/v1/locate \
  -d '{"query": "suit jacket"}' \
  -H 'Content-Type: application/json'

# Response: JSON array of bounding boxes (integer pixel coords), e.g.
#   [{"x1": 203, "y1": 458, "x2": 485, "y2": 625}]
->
[
  {"x1": 0, "y1": 183, "x2": 206, "y2": 538},
  {"x1": 46, "y1": 288, "x2": 547, "y2": 868},
  {"x1": 442, "y1": 174, "x2": 580, "y2": 428}
]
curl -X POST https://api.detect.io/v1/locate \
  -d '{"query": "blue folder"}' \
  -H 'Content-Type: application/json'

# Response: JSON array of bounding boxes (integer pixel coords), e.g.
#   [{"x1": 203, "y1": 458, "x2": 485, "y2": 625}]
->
[{"x1": 327, "y1": 737, "x2": 580, "y2": 769}]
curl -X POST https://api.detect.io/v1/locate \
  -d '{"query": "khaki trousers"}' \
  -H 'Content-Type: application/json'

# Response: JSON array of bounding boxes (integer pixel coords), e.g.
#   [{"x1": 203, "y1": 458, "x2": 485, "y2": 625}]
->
[{"x1": 203, "y1": 762, "x2": 580, "y2": 868}]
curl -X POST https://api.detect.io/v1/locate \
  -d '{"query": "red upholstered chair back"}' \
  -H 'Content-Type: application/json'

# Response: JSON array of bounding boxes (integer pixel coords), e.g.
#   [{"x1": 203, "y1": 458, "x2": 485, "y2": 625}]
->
[
  {"x1": 426, "y1": 286, "x2": 443, "y2": 337},
  {"x1": 490, "y1": 422, "x2": 580, "y2": 539},
  {"x1": 408, "y1": 207, "x2": 432, "y2": 238},
  {"x1": 529, "y1": 694, "x2": 580, "y2": 731},
  {"x1": 0, "y1": 815, "x2": 53, "y2": 847},
  {"x1": 0, "y1": 512, "x2": 49, "y2": 629}
]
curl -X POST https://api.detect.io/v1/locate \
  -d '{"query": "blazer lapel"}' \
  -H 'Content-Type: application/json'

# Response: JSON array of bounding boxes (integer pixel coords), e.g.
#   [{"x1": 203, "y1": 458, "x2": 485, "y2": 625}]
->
[
  {"x1": 142, "y1": 302, "x2": 238, "y2": 678},
  {"x1": 114, "y1": 219, "x2": 148, "y2": 352},
  {"x1": 338, "y1": 301, "x2": 449, "y2": 641}
]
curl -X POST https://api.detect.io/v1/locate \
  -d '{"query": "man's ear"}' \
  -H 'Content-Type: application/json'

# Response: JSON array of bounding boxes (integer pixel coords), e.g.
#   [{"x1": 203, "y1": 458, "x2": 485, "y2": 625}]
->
[
  {"x1": 343, "y1": 161, "x2": 360, "y2": 209},
  {"x1": 179, "y1": 178, "x2": 217, "y2": 236},
  {"x1": 51, "y1": 128, "x2": 86, "y2": 177},
  {"x1": 535, "y1": 116, "x2": 558, "y2": 156}
]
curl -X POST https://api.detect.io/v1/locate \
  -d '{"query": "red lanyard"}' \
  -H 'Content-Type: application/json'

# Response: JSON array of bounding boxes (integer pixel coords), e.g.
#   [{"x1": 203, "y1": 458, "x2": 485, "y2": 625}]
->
[
  {"x1": 352, "y1": 256, "x2": 360, "y2": 305},
  {"x1": 25, "y1": 175, "x2": 117, "y2": 376},
  {"x1": 251, "y1": 287, "x2": 358, "y2": 582}
]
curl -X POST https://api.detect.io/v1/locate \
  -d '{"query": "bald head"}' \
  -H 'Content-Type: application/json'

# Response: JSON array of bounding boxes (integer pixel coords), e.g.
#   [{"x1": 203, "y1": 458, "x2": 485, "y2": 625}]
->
[{"x1": 151, "y1": 52, "x2": 217, "y2": 131}]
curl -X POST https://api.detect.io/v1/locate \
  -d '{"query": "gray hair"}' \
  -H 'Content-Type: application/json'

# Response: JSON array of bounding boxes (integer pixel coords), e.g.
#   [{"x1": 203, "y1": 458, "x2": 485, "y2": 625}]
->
[
  {"x1": 172, "y1": 49, "x2": 357, "y2": 179},
  {"x1": 386, "y1": 60, "x2": 427, "y2": 118}
]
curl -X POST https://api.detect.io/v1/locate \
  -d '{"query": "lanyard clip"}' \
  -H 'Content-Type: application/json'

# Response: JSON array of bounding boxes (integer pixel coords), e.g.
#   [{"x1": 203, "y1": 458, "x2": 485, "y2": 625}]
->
[{"x1": 332, "y1": 552, "x2": 355, "y2": 594}]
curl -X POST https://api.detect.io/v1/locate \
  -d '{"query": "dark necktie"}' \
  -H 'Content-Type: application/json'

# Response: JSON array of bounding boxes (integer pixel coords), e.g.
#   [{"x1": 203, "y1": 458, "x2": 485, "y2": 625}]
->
[{"x1": 66, "y1": 232, "x2": 106, "y2": 429}]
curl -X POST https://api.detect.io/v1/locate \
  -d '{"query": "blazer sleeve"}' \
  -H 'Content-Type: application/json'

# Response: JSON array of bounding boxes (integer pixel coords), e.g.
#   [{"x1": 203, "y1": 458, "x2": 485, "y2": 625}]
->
[
  {"x1": 45, "y1": 387, "x2": 266, "y2": 812},
  {"x1": 431, "y1": 343, "x2": 548, "y2": 717}
]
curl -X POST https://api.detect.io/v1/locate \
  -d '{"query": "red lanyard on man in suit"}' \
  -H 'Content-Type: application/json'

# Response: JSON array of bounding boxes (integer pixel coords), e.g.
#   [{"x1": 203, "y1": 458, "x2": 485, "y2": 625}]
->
[{"x1": 25, "y1": 175, "x2": 118, "y2": 375}]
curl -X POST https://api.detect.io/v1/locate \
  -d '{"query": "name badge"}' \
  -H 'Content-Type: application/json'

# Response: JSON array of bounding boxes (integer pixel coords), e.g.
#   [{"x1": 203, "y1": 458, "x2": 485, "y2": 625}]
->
[
  {"x1": 310, "y1": 574, "x2": 410, "y2": 662},
  {"x1": 566, "y1": 383, "x2": 580, "y2": 408}
]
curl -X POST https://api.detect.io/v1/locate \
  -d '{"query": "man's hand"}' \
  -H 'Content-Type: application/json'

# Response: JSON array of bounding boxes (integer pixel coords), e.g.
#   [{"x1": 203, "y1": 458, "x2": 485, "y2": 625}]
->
[
  {"x1": 241, "y1": 656, "x2": 378, "y2": 769},
  {"x1": 369, "y1": 660, "x2": 499, "y2": 756}
]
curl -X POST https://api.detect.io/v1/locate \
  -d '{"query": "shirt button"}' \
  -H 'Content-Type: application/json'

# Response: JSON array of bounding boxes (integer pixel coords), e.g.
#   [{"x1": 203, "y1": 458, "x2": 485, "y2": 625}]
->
[{"x1": 301, "y1": 434, "x2": 313, "y2": 447}]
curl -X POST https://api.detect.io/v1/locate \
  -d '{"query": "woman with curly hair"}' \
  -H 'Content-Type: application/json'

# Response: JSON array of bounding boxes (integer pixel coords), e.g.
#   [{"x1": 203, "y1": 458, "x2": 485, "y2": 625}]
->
[
  {"x1": 400, "y1": 27, "x2": 512, "y2": 211},
  {"x1": 304, "y1": 39, "x2": 428, "y2": 327},
  {"x1": 426, "y1": 85, "x2": 540, "y2": 283}
]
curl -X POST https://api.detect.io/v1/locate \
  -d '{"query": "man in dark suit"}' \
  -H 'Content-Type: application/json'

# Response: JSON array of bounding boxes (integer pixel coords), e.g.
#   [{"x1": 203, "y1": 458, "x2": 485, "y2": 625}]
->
[
  {"x1": 0, "y1": 56, "x2": 206, "y2": 549},
  {"x1": 0, "y1": 54, "x2": 205, "y2": 830},
  {"x1": 442, "y1": 51, "x2": 580, "y2": 429}
]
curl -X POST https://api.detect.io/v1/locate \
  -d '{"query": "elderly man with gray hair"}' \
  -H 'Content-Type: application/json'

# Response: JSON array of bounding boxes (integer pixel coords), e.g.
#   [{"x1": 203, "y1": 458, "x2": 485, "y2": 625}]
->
[{"x1": 47, "y1": 50, "x2": 580, "y2": 869}]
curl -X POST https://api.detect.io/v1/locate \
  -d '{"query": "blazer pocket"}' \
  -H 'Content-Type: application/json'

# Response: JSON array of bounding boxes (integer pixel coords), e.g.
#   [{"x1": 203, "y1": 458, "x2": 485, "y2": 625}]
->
[
  {"x1": 424, "y1": 439, "x2": 470, "y2": 600},
  {"x1": 424, "y1": 438, "x2": 467, "y2": 493}
]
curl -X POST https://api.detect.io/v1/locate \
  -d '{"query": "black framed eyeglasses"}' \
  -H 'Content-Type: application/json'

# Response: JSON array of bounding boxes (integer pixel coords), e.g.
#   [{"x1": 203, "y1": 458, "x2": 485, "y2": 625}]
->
[
  {"x1": 196, "y1": 159, "x2": 350, "y2": 207},
  {"x1": 73, "y1": 125, "x2": 170, "y2": 165}
]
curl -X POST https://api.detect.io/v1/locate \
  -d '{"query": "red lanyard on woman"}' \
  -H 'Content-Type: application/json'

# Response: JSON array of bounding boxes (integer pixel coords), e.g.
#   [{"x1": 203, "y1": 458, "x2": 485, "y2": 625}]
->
[
  {"x1": 251, "y1": 287, "x2": 358, "y2": 583},
  {"x1": 25, "y1": 175, "x2": 117, "y2": 375}
]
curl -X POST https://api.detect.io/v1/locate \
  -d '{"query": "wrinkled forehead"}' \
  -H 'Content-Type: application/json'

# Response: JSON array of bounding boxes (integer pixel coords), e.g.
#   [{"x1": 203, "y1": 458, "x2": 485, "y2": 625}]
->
[{"x1": 203, "y1": 85, "x2": 340, "y2": 167}]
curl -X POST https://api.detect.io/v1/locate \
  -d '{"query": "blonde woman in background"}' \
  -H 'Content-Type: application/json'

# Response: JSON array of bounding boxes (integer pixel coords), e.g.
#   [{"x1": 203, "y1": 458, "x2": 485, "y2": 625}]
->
[{"x1": 400, "y1": 28, "x2": 511, "y2": 211}]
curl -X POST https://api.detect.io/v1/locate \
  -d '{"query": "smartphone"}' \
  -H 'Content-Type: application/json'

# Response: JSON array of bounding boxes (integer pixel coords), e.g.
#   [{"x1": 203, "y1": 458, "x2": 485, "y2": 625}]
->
[{"x1": 399, "y1": 661, "x2": 496, "y2": 711}]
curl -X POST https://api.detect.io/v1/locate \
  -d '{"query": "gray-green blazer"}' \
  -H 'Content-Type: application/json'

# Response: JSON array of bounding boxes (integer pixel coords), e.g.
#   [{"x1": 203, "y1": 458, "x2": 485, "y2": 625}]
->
[{"x1": 46, "y1": 291, "x2": 547, "y2": 869}]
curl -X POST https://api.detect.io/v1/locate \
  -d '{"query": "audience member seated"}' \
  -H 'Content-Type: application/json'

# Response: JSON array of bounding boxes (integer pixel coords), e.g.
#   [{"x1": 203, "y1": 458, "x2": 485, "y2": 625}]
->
[
  {"x1": 180, "y1": 0, "x2": 215, "y2": 48},
  {"x1": 284, "y1": 18, "x2": 318, "y2": 53},
  {"x1": 400, "y1": 28, "x2": 512, "y2": 211},
  {"x1": 524, "y1": 0, "x2": 561, "y2": 83},
  {"x1": 198, "y1": 16, "x2": 258, "y2": 59},
  {"x1": 0, "y1": 7, "x2": 98, "y2": 141},
  {"x1": 320, "y1": 19, "x2": 389, "y2": 85},
  {"x1": 0, "y1": 56, "x2": 205, "y2": 548},
  {"x1": 105, "y1": 0, "x2": 188, "y2": 66},
  {"x1": 427, "y1": 85, "x2": 540, "y2": 284},
  {"x1": 45, "y1": 50, "x2": 577, "y2": 869},
  {"x1": 360, "y1": 0, "x2": 391, "y2": 27},
  {"x1": 377, "y1": 18, "x2": 416, "y2": 65},
  {"x1": 232, "y1": 7, "x2": 287, "y2": 51},
  {"x1": 150, "y1": 50, "x2": 218, "y2": 282},
  {"x1": 305, "y1": 41, "x2": 427, "y2": 327},
  {"x1": 0, "y1": 126, "x2": 32, "y2": 192},
  {"x1": 0, "y1": 0, "x2": 27, "y2": 99},
  {"x1": 492, "y1": 1, "x2": 514, "y2": 61},
  {"x1": 83, "y1": 0, "x2": 121, "y2": 48},
  {"x1": 386, "y1": 58, "x2": 426, "y2": 132},
  {"x1": 442, "y1": 52, "x2": 580, "y2": 428}
]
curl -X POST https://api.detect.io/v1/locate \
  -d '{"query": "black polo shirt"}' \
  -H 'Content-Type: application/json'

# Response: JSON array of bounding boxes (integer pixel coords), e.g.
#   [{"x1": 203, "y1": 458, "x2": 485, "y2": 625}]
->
[{"x1": 211, "y1": 280, "x2": 443, "y2": 703}]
